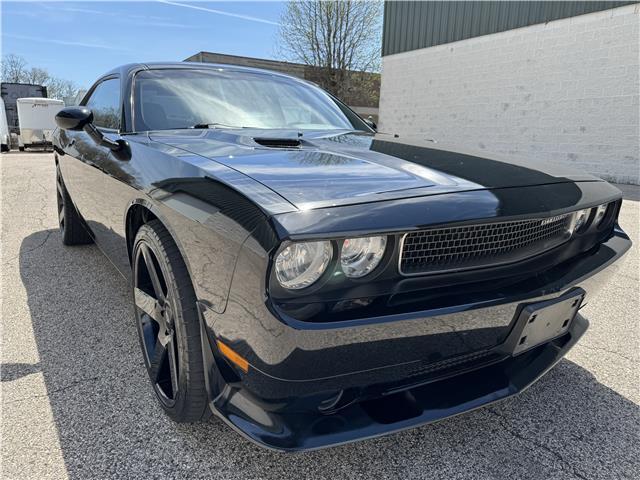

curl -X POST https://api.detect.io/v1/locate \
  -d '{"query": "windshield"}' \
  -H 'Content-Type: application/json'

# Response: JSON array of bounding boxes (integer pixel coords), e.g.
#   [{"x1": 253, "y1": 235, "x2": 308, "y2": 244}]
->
[{"x1": 133, "y1": 68, "x2": 367, "y2": 132}]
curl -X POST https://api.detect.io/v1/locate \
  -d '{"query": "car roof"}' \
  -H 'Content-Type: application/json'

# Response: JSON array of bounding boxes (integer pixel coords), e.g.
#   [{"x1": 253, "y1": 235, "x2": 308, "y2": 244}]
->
[{"x1": 100, "y1": 62, "x2": 303, "y2": 82}]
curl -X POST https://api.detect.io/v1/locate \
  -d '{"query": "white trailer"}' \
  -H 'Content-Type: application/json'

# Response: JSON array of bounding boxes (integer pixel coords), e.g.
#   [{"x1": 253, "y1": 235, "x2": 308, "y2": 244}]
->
[
  {"x1": 16, "y1": 97, "x2": 64, "y2": 151},
  {"x1": 0, "y1": 97, "x2": 9, "y2": 152}
]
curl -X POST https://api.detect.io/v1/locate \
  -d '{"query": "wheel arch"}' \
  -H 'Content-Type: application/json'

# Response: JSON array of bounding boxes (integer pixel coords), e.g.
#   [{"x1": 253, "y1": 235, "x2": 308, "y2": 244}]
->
[
  {"x1": 126, "y1": 184, "x2": 269, "y2": 315},
  {"x1": 125, "y1": 200, "x2": 156, "y2": 265},
  {"x1": 125, "y1": 199, "x2": 194, "y2": 285}
]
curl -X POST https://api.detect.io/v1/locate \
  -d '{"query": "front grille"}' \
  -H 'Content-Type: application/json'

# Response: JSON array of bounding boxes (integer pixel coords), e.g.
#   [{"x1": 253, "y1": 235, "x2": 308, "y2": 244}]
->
[{"x1": 400, "y1": 214, "x2": 573, "y2": 276}]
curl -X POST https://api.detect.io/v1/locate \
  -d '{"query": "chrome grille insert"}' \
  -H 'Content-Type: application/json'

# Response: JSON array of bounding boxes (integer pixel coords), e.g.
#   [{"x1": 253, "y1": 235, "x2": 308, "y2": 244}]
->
[{"x1": 400, "y1": 214, "x2": 573, "y2": 276}]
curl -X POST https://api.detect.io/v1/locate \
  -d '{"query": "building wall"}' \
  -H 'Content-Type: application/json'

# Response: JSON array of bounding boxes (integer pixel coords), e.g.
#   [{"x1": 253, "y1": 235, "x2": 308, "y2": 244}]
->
[
  {"x1": 383, "y1": 1, "x2": 637, "y2": 55},
  {"x1": 379, "y1": 4, "x2": 640, "y2": 184},
  {"x1": 185, "y1": 52, "x2": 307, "y2": 78}
]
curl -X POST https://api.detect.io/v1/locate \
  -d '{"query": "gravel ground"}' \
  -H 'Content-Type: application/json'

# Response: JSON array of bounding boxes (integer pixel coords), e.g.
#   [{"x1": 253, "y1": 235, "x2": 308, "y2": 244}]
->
[{"x1": 2, "y1": 152, "x2": 639, "y2": 480}]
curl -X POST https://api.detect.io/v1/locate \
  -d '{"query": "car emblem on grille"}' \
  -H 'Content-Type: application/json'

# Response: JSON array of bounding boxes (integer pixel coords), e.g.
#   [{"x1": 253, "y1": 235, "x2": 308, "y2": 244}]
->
[{"x1": 540, "y1": 216, "x2": 560, "y2": 226}]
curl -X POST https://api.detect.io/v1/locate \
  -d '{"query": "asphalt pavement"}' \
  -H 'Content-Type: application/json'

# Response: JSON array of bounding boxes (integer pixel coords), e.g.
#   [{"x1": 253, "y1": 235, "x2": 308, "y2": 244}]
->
[{"x1": 2, "y1": 152, "x2": 639, "y2": 479}]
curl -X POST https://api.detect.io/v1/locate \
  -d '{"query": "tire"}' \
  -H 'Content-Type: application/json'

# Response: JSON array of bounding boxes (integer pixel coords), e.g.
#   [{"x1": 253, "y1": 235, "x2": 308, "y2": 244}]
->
[
  {"x1": 18, "y1": 146, "x2": 25, "y2": 152},
  {"x1": 56, "y1": 165, "x2": 93, "y2": 245},
  {"x1": 1, "y1": 144, "x2": 8, "y2": 153},
  {"x1": 132, "y1": 220, "x2": 209, "y2": 423}
]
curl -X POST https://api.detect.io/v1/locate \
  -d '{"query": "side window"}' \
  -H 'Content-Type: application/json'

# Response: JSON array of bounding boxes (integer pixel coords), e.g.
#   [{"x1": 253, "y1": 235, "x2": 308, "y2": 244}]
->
[{"x1": 85, "y1": 78, "x2": 120, "y2": 130}]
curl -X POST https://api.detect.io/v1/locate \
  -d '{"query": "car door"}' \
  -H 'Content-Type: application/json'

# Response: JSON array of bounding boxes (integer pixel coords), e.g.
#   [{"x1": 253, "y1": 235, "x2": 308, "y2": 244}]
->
[{"x1": 58, "y1": 76, "x2": 133, "y2": 275}]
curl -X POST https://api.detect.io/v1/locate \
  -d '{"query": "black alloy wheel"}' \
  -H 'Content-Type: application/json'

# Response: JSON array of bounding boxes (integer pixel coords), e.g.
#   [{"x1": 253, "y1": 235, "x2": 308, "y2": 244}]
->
[
  {"x1": 56, "y1": 168, "x2": 66, "y2": 233},
  {"x1": 135, "y1": 241, "x2": 180, "y2": 406},
  {"x1": 132, "y1": 220, "x2": 209, "y2": 422},
  {"x1": 56, "y1": 165, "x2": 93, "y2": 245}
]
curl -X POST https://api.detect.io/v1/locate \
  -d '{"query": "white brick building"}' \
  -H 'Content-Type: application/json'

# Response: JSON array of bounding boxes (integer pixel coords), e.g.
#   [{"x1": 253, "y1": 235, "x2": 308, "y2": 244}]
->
[{"x1": 380, "y1": 2, "x2": 640, "y2": 184}]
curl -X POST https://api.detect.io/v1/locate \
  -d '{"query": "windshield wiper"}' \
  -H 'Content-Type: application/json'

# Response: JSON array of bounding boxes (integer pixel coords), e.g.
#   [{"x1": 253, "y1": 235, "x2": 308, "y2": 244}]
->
[{"x1": 190, "y1": 123, "x2": 245, "y2": 129}]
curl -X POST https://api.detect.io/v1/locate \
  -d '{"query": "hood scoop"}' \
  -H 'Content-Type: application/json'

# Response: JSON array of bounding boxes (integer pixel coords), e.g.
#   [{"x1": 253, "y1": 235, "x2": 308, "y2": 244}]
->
[{"x1": 253, "y1": 137, "x2": 302, "y2": 149}]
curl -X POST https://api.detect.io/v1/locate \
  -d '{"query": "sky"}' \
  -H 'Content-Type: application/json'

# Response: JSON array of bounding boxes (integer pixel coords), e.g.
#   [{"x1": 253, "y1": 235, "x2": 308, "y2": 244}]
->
[{"x1": 1, "y1": 0, "x2": 285, "y2": 88}]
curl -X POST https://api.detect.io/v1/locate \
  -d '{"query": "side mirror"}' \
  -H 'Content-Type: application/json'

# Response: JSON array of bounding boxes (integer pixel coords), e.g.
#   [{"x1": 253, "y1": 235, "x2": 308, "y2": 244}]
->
[
  {"x1": 55, "y1": 107, "x2": 93, "y2": 131},
  {"x1": 365, "y1": 116, "x2": 377, "y2": 131},
  {"x1": 55, "y1": 106, "x2": 130, "y2": 161}
]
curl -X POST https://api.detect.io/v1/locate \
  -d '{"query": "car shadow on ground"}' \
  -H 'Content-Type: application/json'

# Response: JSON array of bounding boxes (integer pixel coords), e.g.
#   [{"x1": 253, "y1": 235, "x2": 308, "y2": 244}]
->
[{"x1": 14, "y1": 228, "x2": 640, "y2": 479}]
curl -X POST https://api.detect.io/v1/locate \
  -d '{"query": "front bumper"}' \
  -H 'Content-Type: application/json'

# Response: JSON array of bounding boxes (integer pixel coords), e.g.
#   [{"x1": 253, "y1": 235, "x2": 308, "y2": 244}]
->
[
  {"x1": 212, "y1": 315, "x2": 586, "y2": 451},
  {"x1": 200, "y1": 227, "x2": 631, "y2": 451}
]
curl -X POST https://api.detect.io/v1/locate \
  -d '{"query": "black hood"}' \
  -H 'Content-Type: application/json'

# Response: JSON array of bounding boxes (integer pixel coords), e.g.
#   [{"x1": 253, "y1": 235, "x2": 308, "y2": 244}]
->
[{"x1": 150, "y1": 129, "x2": 600, "y2": 210}]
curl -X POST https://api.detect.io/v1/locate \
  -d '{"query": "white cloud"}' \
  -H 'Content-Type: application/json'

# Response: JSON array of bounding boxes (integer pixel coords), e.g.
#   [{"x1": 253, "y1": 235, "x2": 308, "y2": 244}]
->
[
  {"x1": 33, "y1": 3, "x2": 201, "y2": 28},
  {"x1": 4, "y1": 33, "x2": 131, "y2": 51},
  {"x1": 157, "y1": 0, "x2": 280, "y2": 26}
]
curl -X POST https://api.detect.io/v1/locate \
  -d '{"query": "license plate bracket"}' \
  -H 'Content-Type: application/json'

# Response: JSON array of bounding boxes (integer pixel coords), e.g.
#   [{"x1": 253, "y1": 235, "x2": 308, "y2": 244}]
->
[{"x1": 507, "y1": 288, "x2": 585, "y2": 356}]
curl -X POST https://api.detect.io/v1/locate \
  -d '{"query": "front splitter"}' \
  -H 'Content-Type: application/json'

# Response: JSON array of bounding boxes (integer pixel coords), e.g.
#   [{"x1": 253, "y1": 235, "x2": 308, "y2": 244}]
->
[{"x1": 208, "y1": 315, "x2": 588, "y2": 452}]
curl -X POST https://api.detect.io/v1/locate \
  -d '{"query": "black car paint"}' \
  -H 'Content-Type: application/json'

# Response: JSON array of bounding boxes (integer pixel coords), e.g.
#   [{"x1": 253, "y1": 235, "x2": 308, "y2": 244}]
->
[
  {"x1": 148, "y1": 128, "x2": 600, "y2": 211},
  {"x1": 54, "y1": 62, "x2": 631, "y2": 451}
]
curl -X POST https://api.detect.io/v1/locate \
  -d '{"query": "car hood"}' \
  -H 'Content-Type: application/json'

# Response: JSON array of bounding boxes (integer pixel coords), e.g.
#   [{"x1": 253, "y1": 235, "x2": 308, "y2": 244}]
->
[{"x1": 150, "y1": 129, "x2": 600, "y2": 210}]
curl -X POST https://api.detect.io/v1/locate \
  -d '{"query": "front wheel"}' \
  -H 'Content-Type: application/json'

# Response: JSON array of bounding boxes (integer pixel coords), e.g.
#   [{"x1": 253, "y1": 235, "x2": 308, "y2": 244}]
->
[{"x1": 132, "y1": 220, "x2": 209, "y2": 422}]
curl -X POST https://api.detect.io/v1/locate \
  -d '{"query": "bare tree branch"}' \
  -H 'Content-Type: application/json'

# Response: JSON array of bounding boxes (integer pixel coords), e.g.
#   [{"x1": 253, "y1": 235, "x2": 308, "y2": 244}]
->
[
  {"x1": 277, "y1": 0, "x2": 382, "y2": 103},
  {"x1": 1, "y1": 54, "x2": 81, "y2": 102},
  {"x1": 24, "y1": 67, "x2": 51, "y2": 86},
  {"x1": 1, "y1": 54, "x2": 28, "y2": 83},
  {"x1": 46, "y1": 77, "x2": 80, "y2": 101}
]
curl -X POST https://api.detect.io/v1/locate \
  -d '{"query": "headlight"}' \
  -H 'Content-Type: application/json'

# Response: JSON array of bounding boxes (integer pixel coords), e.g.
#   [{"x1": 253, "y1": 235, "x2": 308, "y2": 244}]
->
[
  {"x1": 340, "y1": 236, "x2": 387, "y2": 278},
  {"x1": 572, "y1": 209, "x2": 589, "y2": 233},
  {"x1": 593, "y1": 204, "x2": 608, "y2": 226},
  {"x1": 275, "y1": 241, "x2": 332, "y2": 289}
]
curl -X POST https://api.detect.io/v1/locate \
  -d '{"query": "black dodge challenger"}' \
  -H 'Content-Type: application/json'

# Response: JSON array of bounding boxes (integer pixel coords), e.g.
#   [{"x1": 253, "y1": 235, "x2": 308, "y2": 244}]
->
[{"x1": 53, "y1": 62, "x2": 631, "y2": 451}]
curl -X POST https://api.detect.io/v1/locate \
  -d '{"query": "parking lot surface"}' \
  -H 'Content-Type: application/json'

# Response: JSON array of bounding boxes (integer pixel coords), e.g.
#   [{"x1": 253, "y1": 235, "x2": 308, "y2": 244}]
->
[{"x1": 2, "y1": 152, "x2": 639, "y2": 479}]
